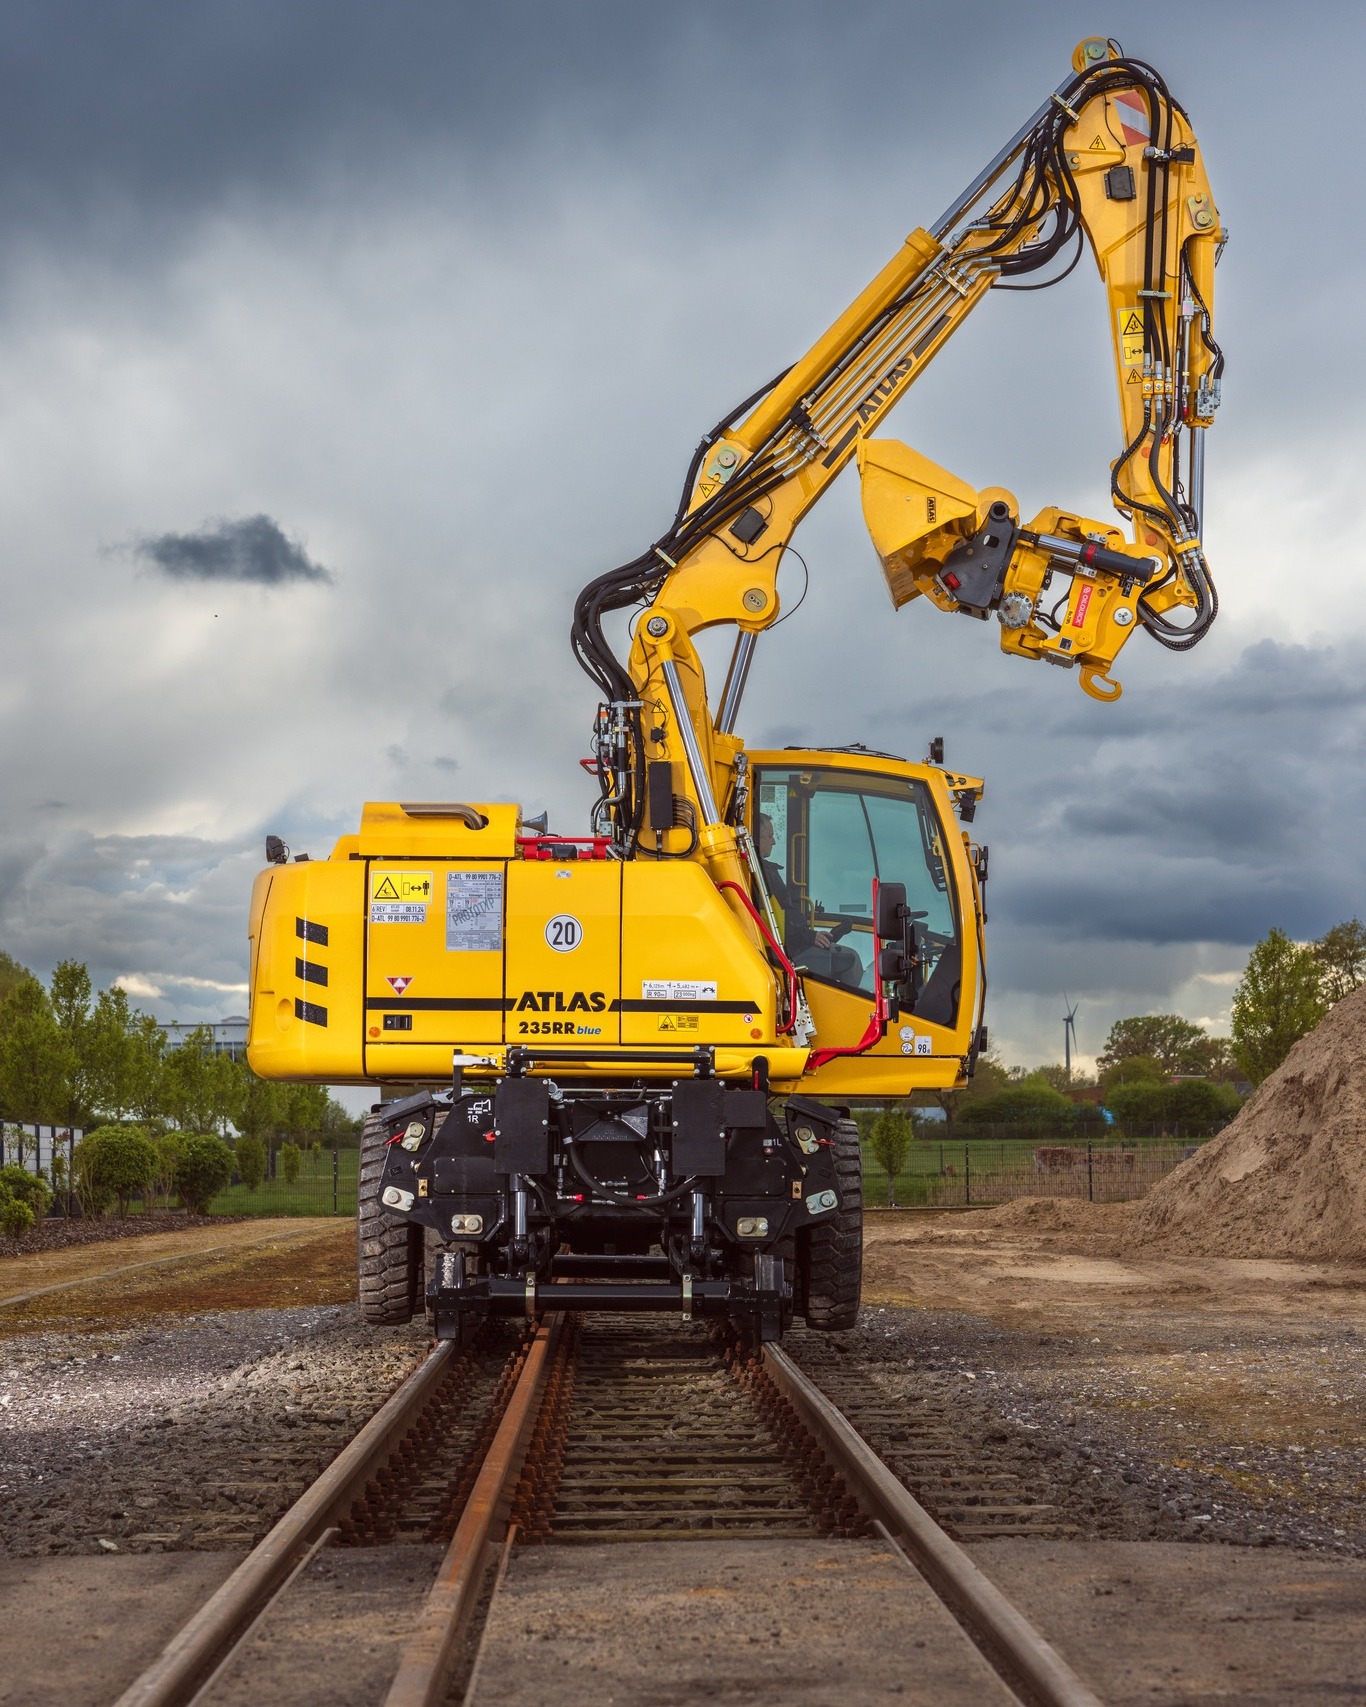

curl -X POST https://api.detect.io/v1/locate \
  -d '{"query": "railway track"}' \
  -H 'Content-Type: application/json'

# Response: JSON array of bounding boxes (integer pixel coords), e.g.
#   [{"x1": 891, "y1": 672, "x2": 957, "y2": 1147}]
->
[{"x1": 115, "y1": 1314, "x2": 1104, "y2": 1707}]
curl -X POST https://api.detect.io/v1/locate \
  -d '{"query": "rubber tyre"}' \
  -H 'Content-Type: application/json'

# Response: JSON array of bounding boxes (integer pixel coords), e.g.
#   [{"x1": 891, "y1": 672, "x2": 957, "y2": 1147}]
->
[
  {"x1": 357, "y1": 1112, "x2": 421, "y2": 1325},
  {"x1": 801, "y1": 1117, "x2": 862, "y2": 1330}
]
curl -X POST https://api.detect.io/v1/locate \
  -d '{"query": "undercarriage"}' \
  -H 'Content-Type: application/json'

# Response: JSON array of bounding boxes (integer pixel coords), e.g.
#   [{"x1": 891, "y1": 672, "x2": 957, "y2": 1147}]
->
[{"x1": 358, "y1": 1061, "x2": 862, "y2": 1344}]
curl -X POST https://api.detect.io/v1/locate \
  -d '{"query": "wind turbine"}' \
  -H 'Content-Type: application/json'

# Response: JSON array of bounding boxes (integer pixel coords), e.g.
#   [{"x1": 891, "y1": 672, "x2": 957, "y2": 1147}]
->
[{"x1": 1063, "y1": 997, "x2": 1079, "y2": 1085}]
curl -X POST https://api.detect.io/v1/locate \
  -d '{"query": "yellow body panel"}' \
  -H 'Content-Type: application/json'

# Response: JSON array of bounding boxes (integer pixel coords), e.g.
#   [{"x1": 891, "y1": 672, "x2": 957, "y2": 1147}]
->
[
  {"x1": 504, "y1": 860, "x2": 622, "y2": 1049},
  {"x1": 620, "y1": 861, "x2": 776, "y2": 1048},
  {"x1": 366, "y1": 861, "x2": 506, "y2": 1058},
  {"x1": 247, "y1": 857, "x2": 366, "y2": 1081}
]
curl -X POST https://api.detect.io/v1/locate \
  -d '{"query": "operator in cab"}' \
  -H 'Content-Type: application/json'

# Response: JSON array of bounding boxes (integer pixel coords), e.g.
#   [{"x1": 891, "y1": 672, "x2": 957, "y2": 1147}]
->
[{"x1": 756, "y1": 813, "x2": 864, "y2": 987}]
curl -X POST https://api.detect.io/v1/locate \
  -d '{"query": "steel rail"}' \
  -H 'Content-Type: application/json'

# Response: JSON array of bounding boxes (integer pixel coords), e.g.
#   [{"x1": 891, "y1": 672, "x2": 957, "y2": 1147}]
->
[
  {"x1": 383, "y1": 1316, "x2": 561, "y2": 1707},
  {"x1": 763, "y1": 1344, "x2": 1106, "y2": 1707},
  {"x1": 111, "y1": 1339, "x2": 458, "y2": 1707}
]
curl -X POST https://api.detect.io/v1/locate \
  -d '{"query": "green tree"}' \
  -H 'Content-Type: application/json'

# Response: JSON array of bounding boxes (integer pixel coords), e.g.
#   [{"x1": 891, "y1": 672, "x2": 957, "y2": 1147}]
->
[
  {"x1": 235, "y1": 1061, "x2": 285, "y2": 1147},
  {"x1": 279, "y1": 1141, "x2": 303, "y2": 1186},
  {"x1": 176, "y1": 1133, "x2": 235, "y2": 1213},
  {"x1": 1030, "y1": 1062, "x2": 1097, "y2": 1093},
  {"x1": 868, "y1": 1108, "x2": 912, "y2": 1206},
  {"x1": 916, "y1": 1048, "x2": 1017, "y2": 1137},
  {"x1": 85, "y1": 986, "x2": 138, "y2": 1120},
  {"x1": 1232, "y1": 927, "x2": 1328, "y2": 1085},
  {"x1": 1313, "y1": 918, "x2": 1366, "y2": 1006},
  {"x1": 959, "y1": 1080, "x2": 1076, "y2": 1135},
  {"x1": 1097, "y1": 1014, "x2": 1212, "y2": 1077},
  {"x1": 127, "y1": 1014, "x2": 167, "y2": 1124},
  {"x1": 150, "y1": 1130, "x2": 188, "y2": 1207},
  {"x1": 49, "y1": 960, "x2": 93, "y2": 1125},
  {"x1": 74, "y1": 1125, "x2": 159, "y2": 1216},
  {"x1": 235, "y1": 1133, "x2": 267, "y2": 1192},
  {"x1": 163, "y1": 1028, "x2": 240, "y2": 1133},
  {"x1": 0, "y1": 951, "x2": 33, "y2": 1004},
  {"x1": 1097, "y1": 1053, "x2": 1166, "y2": 1094},
  {"x1": 0, "y1": 976, "x2": 73, "y2": 1122},
  {"x1": 1104, "y1": 1077, "x2": 1240, "y2": 1133}
]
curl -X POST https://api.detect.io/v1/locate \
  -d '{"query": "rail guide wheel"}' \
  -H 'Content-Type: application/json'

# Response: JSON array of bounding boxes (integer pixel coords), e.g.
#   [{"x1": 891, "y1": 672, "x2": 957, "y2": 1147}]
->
[
  {"x1": 357, "y1": 1112, "x2": 422, "y2": 1324},
  {"x1": 800, "y1": 1116, "x2": 863, "y2": 1330}
]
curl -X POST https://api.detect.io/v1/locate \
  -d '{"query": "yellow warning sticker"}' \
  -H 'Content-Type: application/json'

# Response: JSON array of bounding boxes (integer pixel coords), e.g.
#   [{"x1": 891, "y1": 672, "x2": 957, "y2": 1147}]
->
[
  {"x1": 1088, "y1": 135, "x2": 1107, "y2": 152},
  {"x1": 371, "y1": 870, "x2": 434, "y2": 903},
  {"x1": 657, "y1": 1012, "x2": 700, "y2": 1032},
  {"x1": 1117, "y1": 308, "x2": 1145, "y2": 367}
]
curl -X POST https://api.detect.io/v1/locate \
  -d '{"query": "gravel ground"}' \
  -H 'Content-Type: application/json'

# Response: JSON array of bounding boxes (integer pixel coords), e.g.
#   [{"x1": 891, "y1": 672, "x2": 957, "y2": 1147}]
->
[
  {"x1": 806, "y1": 1306, "x2": 1365, "y2": 1558},
  {"x1": 0, "y1": 1303, "x2": 428, "y2": 1556}
]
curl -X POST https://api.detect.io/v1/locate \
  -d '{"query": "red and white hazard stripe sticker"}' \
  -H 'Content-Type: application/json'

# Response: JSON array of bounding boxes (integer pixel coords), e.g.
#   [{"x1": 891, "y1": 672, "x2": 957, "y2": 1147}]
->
[{"x1": 1112, "y1": 91, "x2": 1150, "y2": 147}]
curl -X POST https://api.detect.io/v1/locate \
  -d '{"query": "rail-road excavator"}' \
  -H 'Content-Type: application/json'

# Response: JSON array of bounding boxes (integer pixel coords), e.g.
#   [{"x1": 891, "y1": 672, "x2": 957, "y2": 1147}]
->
[{"x1": 247, "y1": 39, "x2": 1223, "y2": 1342}]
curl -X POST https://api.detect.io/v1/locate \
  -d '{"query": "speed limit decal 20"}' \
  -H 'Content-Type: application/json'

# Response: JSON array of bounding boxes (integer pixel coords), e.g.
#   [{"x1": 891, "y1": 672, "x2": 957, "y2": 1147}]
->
[{"x1": 545, "y1": 913, "x2": 583, "y2": 952}]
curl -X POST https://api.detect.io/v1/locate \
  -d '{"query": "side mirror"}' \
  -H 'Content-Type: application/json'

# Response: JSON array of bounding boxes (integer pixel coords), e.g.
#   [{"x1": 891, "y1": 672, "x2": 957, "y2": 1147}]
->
[
  {"x1": 876, "y1": 880, "x2": 921, "y2": 1016},
  {"x1": 878, "y1": 942, "x2": 909, "y2": 982},
  {"x1": 876, "y1": 881, "x2": 907, "y2": 939}
]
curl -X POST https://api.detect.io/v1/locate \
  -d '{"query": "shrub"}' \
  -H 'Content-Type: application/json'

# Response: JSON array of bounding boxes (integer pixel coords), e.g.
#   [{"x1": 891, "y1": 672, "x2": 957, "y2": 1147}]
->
[
  {"x1": 0, "y1": 1163, "x2": 51, "y2": 1224},
  {"x1": 151, "y1": 1130, "x2": 188, "y2": 1206},
  {"x1": 176, "y1": 1134, "x2": 235, "y2": 1214},
  {"x1": 74, "y1": 1125, "x2": 158, "y2": 1216},
  {"x1": 959, "y1": 1082, "x2": 1076, "y2": 1135},
  {"x1": 0, "y1": 1195, "x2": 35, "y2": 1239},
  {"x1": 234, "y1": 1134, "x2": 266, "y2": 1192},
  {"x1": 1105, "y1": 1077, "x2": 1241, "y2": 1134},
  {"x1": 279, "y1": 1141, "x2": 302, "y2": 1186}
]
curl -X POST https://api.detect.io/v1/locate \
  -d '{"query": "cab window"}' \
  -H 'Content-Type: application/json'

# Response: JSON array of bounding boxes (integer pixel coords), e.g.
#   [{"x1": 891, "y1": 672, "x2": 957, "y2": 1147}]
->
[{"x1": 754, "y1": 766, "x2": 962, "y2": 1024}]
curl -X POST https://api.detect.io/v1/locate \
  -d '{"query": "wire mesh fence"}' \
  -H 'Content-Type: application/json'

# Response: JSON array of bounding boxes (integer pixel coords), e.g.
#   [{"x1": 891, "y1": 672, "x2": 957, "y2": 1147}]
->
[
  {"x1": 869, "y1": 1134, "x2": 1208, "y2": 1209},
  {"x1": 210, "y1": 1145, "x2": 359, "y2": 1216}
]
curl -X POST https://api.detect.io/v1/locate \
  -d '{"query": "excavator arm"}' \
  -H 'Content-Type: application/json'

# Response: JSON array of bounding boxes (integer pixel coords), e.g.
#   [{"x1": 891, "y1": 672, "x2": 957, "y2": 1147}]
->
[{"x1": 574, "y1": 38, "x2": 1224, "y2": 860}]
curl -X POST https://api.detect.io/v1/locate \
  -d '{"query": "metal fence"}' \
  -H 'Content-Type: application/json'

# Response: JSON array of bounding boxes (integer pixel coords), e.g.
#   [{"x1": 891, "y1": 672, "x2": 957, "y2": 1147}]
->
[
  {"x1": 1, "y1": 1123, "x2": 85, "y2": 1178},
  {"x1": 871, "y1": 1136, "x2": 1207, "y2": 1209},
  {"x1": 210, "y1": 1145, "x2": 359, "y2": 1217}
]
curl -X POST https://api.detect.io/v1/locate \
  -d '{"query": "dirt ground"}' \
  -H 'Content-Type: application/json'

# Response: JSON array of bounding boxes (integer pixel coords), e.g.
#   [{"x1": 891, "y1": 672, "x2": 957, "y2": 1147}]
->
[{"x1": 0, "y1": 1218, "x2": 355, "y2": 1334}]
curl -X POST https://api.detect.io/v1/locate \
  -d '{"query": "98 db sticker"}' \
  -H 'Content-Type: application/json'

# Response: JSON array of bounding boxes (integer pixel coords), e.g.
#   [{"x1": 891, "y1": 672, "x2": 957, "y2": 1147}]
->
[{"x1": 545, "y1": 914, "x2": 583, "y2": 952}]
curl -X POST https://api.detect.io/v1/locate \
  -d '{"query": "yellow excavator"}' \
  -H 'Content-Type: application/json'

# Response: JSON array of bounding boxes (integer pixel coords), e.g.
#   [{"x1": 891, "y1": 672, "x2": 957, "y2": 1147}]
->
[{"x1": 246, "y1": 38, "x2": 1223, "y2": 1340}]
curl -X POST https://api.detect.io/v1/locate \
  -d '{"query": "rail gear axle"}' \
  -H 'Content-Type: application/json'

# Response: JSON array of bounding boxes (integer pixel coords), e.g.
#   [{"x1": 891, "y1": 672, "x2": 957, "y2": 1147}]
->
[{"x1": 249, "y1": 39, "x2": 1223, "y2": 1342}]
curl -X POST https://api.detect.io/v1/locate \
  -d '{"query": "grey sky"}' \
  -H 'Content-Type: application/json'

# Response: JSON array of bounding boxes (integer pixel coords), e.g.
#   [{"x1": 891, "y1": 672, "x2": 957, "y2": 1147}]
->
[{"x1": 0, "y1": 0, "x2": 1361, "y2": 1078}]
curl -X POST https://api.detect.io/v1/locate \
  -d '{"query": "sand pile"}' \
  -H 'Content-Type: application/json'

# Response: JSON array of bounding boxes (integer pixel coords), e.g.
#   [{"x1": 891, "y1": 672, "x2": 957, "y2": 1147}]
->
[
  {"x1": 1120, "y1": 984, "x2": 1366, "y2": 1262},
  {"x1": 975, "y1": 1197, "x2": 1133, "y2": 1239}
]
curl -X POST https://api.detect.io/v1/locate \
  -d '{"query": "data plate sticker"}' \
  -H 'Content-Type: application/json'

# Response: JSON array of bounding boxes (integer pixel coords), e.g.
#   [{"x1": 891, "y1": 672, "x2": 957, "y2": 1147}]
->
[
  {"x1": 446, "y1": 870, "x2": 504, "y2": 952},
  {"x1": 642, "y1": 979, "x2": 717, "y2": 1002},
  {"x1": 371, "y1": 903, "x2": 427, "y2": 924}
]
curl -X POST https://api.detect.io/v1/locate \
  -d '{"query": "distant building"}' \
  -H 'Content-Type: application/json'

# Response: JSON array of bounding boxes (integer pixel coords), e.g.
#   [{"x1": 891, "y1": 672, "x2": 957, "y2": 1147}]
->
[{"x1": 158, "y1": 1016, "x2": 249, "y2": 1061}]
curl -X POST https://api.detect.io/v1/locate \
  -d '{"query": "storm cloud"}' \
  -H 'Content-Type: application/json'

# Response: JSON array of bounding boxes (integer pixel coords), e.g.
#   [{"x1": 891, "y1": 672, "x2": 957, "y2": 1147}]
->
[
  {"x1": 0, "y1": 0, "x2": 1361, "y2": 1082},
  {"x1": 132, "y1": 515, "x2": 332, "y2": 585}
]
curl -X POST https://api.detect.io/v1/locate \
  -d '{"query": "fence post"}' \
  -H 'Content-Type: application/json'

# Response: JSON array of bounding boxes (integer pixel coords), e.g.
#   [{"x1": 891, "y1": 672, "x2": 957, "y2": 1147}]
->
[
  {"x1": 964, "y1": 1144, "x2": 970, "y2": 1207},
  {"x1": 1087, "y1": 1141, "x2": 1094, "y2": 1203},
  {"x1": 332, "y1": 1145, "x2": 340, "y2": 1215}
]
